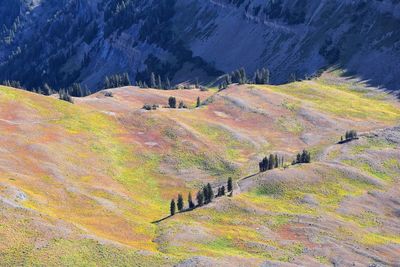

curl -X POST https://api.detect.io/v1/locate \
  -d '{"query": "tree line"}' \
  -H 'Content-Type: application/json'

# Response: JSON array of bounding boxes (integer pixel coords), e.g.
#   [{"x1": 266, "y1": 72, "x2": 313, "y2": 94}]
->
[
  {"x1": 169, "y1": 178, "x2": 233, "y2": 216},
  {"x1": 219, "y1": 67, "x2": 271, "y2": 90},
  {"x1": 292, "y1": 150, "x2": 311, "y2": 165},
  {"x1": 168, "y1": 96, "x2": 187, "y2": 109},
  {"x1": 259, "y1": 154, "x2": 285, "y2": 172},
  {"x1": 104, "y1": 73, "x2": 131, "y2": 89},
  {"x1": 339, "y1": 130, "x2": 358, "y2": 144},
  {"x1": 136, "y1": 72, "x2": 172, "y2": 90}
]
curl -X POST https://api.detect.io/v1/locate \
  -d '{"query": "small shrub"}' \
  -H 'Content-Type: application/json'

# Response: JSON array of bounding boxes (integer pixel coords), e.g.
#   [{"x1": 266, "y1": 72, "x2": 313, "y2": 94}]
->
[{"x1": 104, "y1": 91, "x2": 113, "y2": 97}]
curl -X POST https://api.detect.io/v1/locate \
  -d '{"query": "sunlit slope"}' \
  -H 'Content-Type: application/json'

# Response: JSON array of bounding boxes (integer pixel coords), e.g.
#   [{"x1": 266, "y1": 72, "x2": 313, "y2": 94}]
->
[
  {"x1": 1, "y1": 71, "x2": 400, "y2": 265},
  {"x1": 161, "y1": 128, "x2": 400, "y2": 265},
  {"x1": 0, "y1": 86, "x2": 173, "y2": 255}
]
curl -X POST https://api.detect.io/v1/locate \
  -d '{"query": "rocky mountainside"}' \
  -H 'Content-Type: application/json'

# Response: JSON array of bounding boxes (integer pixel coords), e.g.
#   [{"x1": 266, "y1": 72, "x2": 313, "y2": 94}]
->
[{"x1": 1, "y1": 0, "x2": 400, "y2": 91}]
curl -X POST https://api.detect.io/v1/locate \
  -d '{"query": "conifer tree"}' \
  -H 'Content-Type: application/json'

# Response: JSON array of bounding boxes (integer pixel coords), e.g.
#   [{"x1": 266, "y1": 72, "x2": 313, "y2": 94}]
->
[
  {"x1": 170, "y1": 199, "x2": 176, "y2": 216},
  {"x1": 227, "y1": 177, "x2": 233, "y2": 193},
  {"x1": 196, "y1": 191, "x2": 204, "y2": 206},
  {"x1": 268, "y1": 154, "x2": 275, "y2": 170},
  {"x1": 157, "y1": 75, "x2": 162, "y2": 89},
  {"x1": 188, "y1": 192, "x2": 195, "y2": 209},
  {"x1": 43, "y1": 83, "x2": 52, "y2": 96},
  {"x1": 207, "y1": 183, "x2": 213, "y2": 202},
  {"x1": 166, "y1": 77, "x2": 171, "y2": 90},
  {"x1": 196, "y1": 97, "x2": 201, "y2": 108},
  {"x1": 239, "y1": 68, "x2": 247, "y2": 84},
  {"x1": 177, "y1": 194, "x2": 184, "y2": 212},
  {"x1": 221, "y1": 186, "x2": 225, "y2": 196},
  {"x1": 150, "y1": 72, "x2": 156, "y2": 88},
  {"x1": 203, "y1": 186, "x2": 209, "y2": 204},
  {"x1": 168, "y1": 97, "x2": 177, "y2": 108}
]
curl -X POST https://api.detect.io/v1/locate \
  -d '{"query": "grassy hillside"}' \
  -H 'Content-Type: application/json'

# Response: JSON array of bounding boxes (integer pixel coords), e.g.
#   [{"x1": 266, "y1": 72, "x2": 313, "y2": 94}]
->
[{"x1": 0, "y1": 71, "x2": 399, "y2": 266}]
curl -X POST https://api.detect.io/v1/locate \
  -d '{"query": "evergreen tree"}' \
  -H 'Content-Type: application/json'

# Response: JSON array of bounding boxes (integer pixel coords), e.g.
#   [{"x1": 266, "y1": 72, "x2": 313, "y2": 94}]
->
[
  {"x1": 157, "y1": 75, "x2": 162, "y2": 89},
  {"x1": 221, "y1": 186, "x2": 225, "y2": 196},
  {"x1": 227, "y1": 177, "x2": 233, "y2": 193},
  {"x1": 274, "y1": 154, "x2": 279, "y2": 168},
  {"x1": 293, "y1": 150, "x2": 311, "y2": 164},
  {"x1": 150, "y1": 72, "x2": 156, "y2": 88},
  {"x1": 268, "y1": 154, "x2": 275, "y2": 170},
  {"x1": 225, "y1": 74, "x2": 232, "y2": 85},
  {"x1": 196, "y1": 97, "x2": 201, "y2": 108},
  {"x1": 196, "y1": 190, "x2": 204, "y2": 206},
  {"x1": 43, "y1": 83, "x2": 52, "y2": 96},
  {"x1": 207, "y1": 183, "x2": 213, "y2": 202},
  {"x1": 203, "y1": 186, "x2": 209, "y2": 204},
  {"x1": 166, "y1": 77, "x2": 171, "y2": 90},
  {"x1": 168, "y1": 97, "x2": 177, "y2": 108},
  {"x1": 261, "y1": 68, "x2": 270, "y2": 84},
  {"x1": 239, "y1": 68, "x2": 247, "y2": 84},
  {"x1": 188, "y1": 192, "x2": 195, "y2": 209},
  {"x1": 123, "y1": 72, "x2": 131, "y2": 86},
  {"x1": 170, "y1": 199, "x2": 176, "y2": 216},
  {"x1": 104, "y1": 76, "x2": 110, "y2": 89},
  {"x1": 177, "y1": 194, "x2": 184, "y2": 212},
  {"x1": 296, "y1": 153, "x2": 302, "y2": 164}
]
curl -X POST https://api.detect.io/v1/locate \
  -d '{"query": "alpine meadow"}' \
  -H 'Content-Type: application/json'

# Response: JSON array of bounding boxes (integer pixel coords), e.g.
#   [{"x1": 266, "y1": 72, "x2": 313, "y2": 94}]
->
[{"x1": 1, "y1": 1, "x2": 400, "y2": 266}]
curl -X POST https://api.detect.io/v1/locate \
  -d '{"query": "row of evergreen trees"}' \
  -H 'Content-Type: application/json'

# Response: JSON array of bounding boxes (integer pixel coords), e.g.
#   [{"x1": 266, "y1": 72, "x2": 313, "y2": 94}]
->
[
  {"x1": 104, "y1": 73, "x2": 131, "y2": 89},
  {"x1": 168, "y1": 97, "x2": 187, "y2": 109},
  {"x1": 2, "y1": 80, "x2": 23, "y2": 89},
  {"x1": 254, "y1": 68, "x2": 270, "y2": 85},
  {"x1": 344, "y1": 130, "x2": 358, "y2": 140},
  {"x1": 58, "y1": 89, "x2": 74, "y2": 103},
  {"x1": 292, "y1": 150, "x2": 311, "y2": 165},
  {"x1": 219, "y1": 67, "x2": 271, "y2": 90},
  {"x1": 259, "y1": 154, "x2": 285, "y2": 172},
  {"x1": 136, "y1": 72, "x2": 173, "y2": 90},
  {"x1": 3, "y1": 79, "x2": 91, "y2": 99},
  {"x1": 170, "y1": 178, "x2": 233, "y2": 216}
]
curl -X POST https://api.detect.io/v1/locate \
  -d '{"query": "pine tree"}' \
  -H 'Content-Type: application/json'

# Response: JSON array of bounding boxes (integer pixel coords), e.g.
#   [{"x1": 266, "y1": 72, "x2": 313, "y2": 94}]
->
[
  {"x1": 227, "y1": 177, "x2": 233, "y2": 193},
  {"x1": 221, "y1": 186, "x2": 225, "y2": 196},
  {"x1": 150, "y1": 72, "x2": 156, "y2": 88},
  {"x1": 177, "y1": 194, "x2": 184, "y2": 212},
  {"x1": 262, "y1": 68, "x2": 270, "y2": 84},
  {"x1": 268, "y1": 154, "x2": 275, "y2": 170},
  {"x1": 188, "y1": 192, "x2": 195, "y2": 209},
  {"x1": 196, "y1": 97, "x2": 201, "y2": 108},
  {"x1": 203, "y1": 186, "x2": 209, "y2": 204},
  {"x1": 157, "y1": 75, "x2": 162, "y2": 89},
  {"x1": 123, "y1": 72, "x2": 131, "y2": 86},
  {"x1": 166, "y1": 77, "x2": 171, "y2": 90},
  {"x1": 207, "y1": 183, "x2": 213, "y2": 202},
  {"x1": 274, "y1": 154, "x2": 279, "y2": 168},
  {"x1": 43, "y1": 83, "x2": 52, "y2": 96},
  {"x1": 296, "y1": 153, "x2": 301, "y2": 164},
  {"x1": 239, "y1": 68, "x2": 247, "y2": 84},
  {"x1": 196, "y1": 191, "x2": 204, "y2": 206},
  {"x1": 168, "y1": 97, "x2": 177, "y2": 108},
  {"x1": 104, "y1": 76, "x2": 110, "y2": 89},
  {"x1": 170, "y1": 199, "x2": 176, "y2": 216}
]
